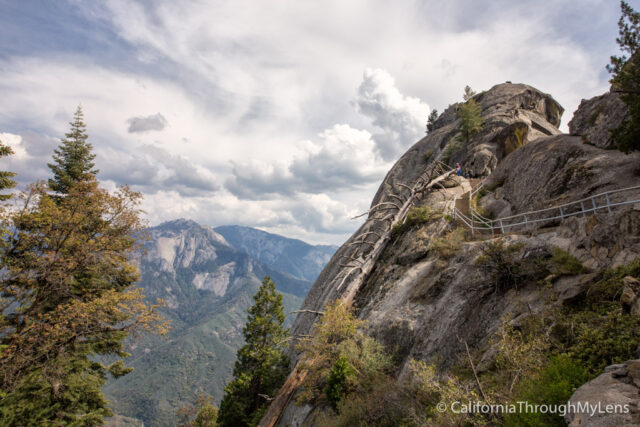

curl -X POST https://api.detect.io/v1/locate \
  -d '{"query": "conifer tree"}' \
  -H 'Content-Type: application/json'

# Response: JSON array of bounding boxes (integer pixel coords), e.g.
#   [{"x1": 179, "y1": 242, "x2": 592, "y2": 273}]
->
[
  {"x1": 463, "y1": 85, "x2": 477, "y2": 101},
  {"x1": 0, "y1": 139, "x2": 17, "y2": 201},
  {"x1": 457, "y1": 97, "x2": 484, "y2": 143},
  {"x1": 608, "y1": 1, "x2": 640, "y2": 152},
  {"x1": 217, "y1": 276, "x2": 289, "y2": 427},
  {"x1": 48, "y1": 105, "x2": 98, "y2": 193},
  {"x1": 0, "y1": 178, "x2": 167, "y2": 423},
  {"x1": 426, "y1": 109, "x2": 439, "y2": 133}
]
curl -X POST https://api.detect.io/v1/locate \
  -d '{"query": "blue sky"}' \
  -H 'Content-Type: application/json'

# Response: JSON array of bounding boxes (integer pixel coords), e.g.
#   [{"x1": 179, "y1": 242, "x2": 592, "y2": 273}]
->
[{"x1": 0, "y1": 0, "x2": 635, "y2": 244}]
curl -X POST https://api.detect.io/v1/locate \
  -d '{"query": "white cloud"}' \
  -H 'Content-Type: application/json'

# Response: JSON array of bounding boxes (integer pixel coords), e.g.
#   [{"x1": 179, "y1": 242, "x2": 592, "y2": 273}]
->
[
  {"x1": 0, "y1": 0, "x2": 624, "y2": 243},
  {"x1": 227, "y1": 124, "x2": 388, "y2": 198},
  {"x1": 355, "y1": 68, "x2": 430, "y2": 160}
]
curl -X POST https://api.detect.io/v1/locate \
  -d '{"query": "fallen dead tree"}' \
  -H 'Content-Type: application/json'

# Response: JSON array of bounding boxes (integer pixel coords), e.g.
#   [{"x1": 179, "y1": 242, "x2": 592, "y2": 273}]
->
[{"x1": 258, "y1": 162, "x2": 455, "y2": 427}]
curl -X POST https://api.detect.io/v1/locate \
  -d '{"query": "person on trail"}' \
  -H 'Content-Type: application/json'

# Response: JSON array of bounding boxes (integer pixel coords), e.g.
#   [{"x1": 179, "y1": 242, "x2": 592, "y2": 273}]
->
[{"x1": 456, "y1": 163, "x2": 462, "y2": 176}]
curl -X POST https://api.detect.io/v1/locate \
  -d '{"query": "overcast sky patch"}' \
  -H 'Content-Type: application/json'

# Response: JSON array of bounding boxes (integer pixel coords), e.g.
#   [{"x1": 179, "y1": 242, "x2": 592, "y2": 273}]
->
[
  {"x1": 0, "y1": 0, "x2": 632, "y2": 244},
  {"x1": 127, "y1": 113, "x2": 168, "y2": 133}
]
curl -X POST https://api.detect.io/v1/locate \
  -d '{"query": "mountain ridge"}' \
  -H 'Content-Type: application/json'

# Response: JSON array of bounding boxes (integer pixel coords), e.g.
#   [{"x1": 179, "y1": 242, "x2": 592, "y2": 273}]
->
[{"x1": 105, "y1": 220, "x2": 335, "y2": 426}]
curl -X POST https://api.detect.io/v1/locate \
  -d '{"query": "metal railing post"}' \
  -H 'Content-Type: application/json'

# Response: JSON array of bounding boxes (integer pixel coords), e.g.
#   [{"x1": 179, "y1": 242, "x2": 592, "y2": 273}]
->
[
  {"x1": 559, "y1": 207, "x2": 564, "y2": 218},
  {"x1": 580, "y1": 202, "x2": 586, "y2": 218},
  {"x1": 499, "y1": 219, "x2": 504, "y2": 234},
  {"x1": 592, "y1": 198, "x2": 597, "y2": 213},
  {"x1": 524, "y1": 215, "x2": 528, "y2": 230},
  {"x1": 605, "y1": 193, "x2": 612, "y2": 214}
]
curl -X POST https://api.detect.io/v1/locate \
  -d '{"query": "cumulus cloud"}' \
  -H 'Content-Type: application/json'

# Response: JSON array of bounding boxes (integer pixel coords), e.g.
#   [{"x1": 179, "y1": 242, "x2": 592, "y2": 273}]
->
[
  {"x1": 225, "y1": 68, "x2": 430, "y2": 199},
  {"x1": 226, "y1": 124, "x2": 388, "y2": 199},
  {"x1": 355, "y1": 68, "x2": 430, "y2": 160},
  {"x1": 127, "y1": 113, "x2": 168, "y2": 133},
  {"x1": 1, "y1": 131, "x2": 56, "y2": 185},
  {"x1": 100, "y1": 144, "x2": 219, "y2": 196},
  {"x1": 0, "y1": 0, "x2": 622, "y2": 244}
]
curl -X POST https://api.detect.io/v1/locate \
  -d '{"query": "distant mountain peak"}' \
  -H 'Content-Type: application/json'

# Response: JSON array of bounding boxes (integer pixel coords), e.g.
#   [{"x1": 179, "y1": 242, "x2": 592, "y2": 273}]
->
[{"x1": 214, "y1": 225, "x2": 338, "y2": 283}]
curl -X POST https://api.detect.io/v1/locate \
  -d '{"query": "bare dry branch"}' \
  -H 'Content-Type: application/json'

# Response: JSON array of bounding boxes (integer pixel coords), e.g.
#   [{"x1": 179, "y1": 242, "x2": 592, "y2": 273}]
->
[
  {"x1": 397, "y1": 183, "x2": 413, "y2": 192},
  {"x1": 290, "y1": 309, "x2": 325, "y2": 315},
  {"x1": 336, "y1": 266, "x2": 362, "y2": 290},
  {"x1": 457, "y1": 334, "x2": 489, "y2": 404},
  {"x1": 258, "y1": 394, "x2": 275, "y2": 401},
  {"x1": 387, "y1": 194, "x2": 405, "y2": 203}
]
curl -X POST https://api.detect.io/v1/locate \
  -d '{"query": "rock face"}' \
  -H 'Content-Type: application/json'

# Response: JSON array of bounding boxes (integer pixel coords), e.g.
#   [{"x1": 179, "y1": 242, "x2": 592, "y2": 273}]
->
[
  {"x1": 291, "y1": 83, "x2": 564, "y2": 358},
  {"x1": 270, "y1": 83, "x2": 640, "y2": 425},
  {"x1": 370, "y1": 83, "x2": 562, "y2": 208},
  {"x1": 565, "y1": 360, "x2": 640, "y2": 426},
  {"x1": 568, "y1": 91, "x2": 628, "y2": 149},
  {"x1": 621, "y1": 276, "x2": 640, "y2": 315},
  {"x1": 479, "y1": 136, "x2": 640, "y2": 269}
]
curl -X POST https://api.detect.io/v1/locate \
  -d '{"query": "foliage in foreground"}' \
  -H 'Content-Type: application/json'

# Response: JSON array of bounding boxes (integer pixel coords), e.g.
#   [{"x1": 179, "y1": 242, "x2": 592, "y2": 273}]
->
[
  {"x1": 217, "y1": 276, "x2": 289, "y2": 427},
  {"x1": 457, "y1": 90, "x2": 484, "y2": 143},
  {"x1": 0, "y1": 179, "x2": 168, "y2": 425},
  {"x1": 293, "y1": 249, "x2": 640, "y2": 426},
  {"x1": 0, "y1": 109, "x2": 167, "y2": 425},
  {"x1": 177, "y1": 394, "x2": 219, "y2": 427},
  {"x1": 298, "y1": 301, "x2": 485, "y2": 426},
  {"x1": 48, "y1": 106, "x2": 99, "y2": 194},
  {"x1": 608, "y1": 1, "x2": 640, "y2": 153},
  {"x1": 0, "y1": 139, "x2": 16, "y2": 201}
]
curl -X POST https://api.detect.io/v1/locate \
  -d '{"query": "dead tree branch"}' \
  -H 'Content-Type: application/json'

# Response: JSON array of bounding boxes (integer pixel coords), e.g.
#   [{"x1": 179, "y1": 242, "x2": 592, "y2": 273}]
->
[
  {"x1": 457, "y1": 335, "x2": 489, "y2": 404},
  {"x1": 290, "y1": 309, "x2": 325, "y2": 315}
]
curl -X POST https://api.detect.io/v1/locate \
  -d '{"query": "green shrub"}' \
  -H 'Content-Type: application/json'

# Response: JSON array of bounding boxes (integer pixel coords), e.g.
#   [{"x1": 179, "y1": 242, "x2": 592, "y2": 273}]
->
[
  {"x1": 314, "y1": 377, "x2": 409, "y2": 427},
  {"x1": 578, "y1": 258, "x2": 640, "y2": 310},
  {"x1": 424, "y1": 150, "x2": 434, "y2": 163},
  {"x1": 392, "y1": 206, "x2": 441, "y2": 236},
  {"x1": 475, "y1": 240, "x2": 546, "y2": 291},
  {"x1": 324, "y1": 356, "x2": 355, "y2": 412},
  {"x1": 561, "y1": 309, "x2": 640, "y2": 375},
  {"x1": 504, "y1": 355, "x2": 589, "y2": 427},
  {"x1": 441, "y1": 138, "x2": 462, "y2": 165},
  {"x1": 431, "y1": 227, "x2": 467, "y2": 259},
  {"x1": 297, "y1": 301, "x2": 393, "y2": 411},
  {"x1": 548, "y1": 248, "x2": 587, "y2": 276}
]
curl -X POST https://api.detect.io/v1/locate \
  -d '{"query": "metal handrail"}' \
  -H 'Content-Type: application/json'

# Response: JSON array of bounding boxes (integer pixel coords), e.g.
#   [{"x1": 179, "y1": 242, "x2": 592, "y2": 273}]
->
[
  {"x1": 451, "y1": 185, "x2": 640, "y2": 234},
  {"x1": 483, "y1": 185, "x2": 640, "y2": 223}
]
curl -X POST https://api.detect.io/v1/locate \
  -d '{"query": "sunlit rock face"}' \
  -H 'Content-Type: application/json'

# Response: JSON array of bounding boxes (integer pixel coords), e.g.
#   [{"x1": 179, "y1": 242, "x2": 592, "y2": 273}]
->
[{"x1": 275, "y1": 82, "x2": 640, "y2": 426}]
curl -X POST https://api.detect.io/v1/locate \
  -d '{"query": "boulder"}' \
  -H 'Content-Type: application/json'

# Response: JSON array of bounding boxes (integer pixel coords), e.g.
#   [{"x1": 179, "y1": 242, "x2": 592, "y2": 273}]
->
[
  {"x1": 568, "y1": 91, "x2": 628, "y2": 149},
  {"x1": 565, "y1": 360, "x2": 640, "y2": 426},
  {"x1": 621, "y1": 276, "x2": 640, "y2": 315}
]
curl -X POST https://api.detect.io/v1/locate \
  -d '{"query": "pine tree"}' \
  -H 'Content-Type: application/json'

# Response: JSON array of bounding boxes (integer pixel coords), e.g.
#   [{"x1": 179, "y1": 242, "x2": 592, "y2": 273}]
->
[
  {"x1": 426, "y1": 109, "x2": 439, "y2": 133},
  {"x1": 0, "y1": 177, "x2": 168, "y2": 425},
  {"x1": 457, "y1": 97, "x2": 484, "y2": 143},
  {"x1": 463, "y1": 85, "x2": 476, "y2": 101},
  {"x1": 177, "y1": 395, "x2": 218, "y2": 427},
  {"x1": 48, "y1": 105, "x2": 99, "y2": 193},
  {"x1": 0, "y1": 139, "x2": 17, "y2": 201},
  {"x1": 217, "y1": 276, "x2": 289, "y2": 427},
  {"x1": 608, "y1": 1, "x2": 640, "y2": 152}
]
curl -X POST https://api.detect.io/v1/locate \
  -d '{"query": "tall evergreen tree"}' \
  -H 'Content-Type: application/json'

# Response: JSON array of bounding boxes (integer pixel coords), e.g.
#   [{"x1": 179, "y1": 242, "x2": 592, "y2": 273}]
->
[
  {"x1": 0, "y1": 139, "x2": 17, "y2": 201},
  {"x1": 462, "y1": 85, "x2": 476, "y2": 101},
  {"x1": 608, "y1": 1, "x2": 640, "y2": 152},
  {"x1": 426, "y1": 109, "x2": 439, "y2": 133},
  {"x1": 457, "y1": 97, "x2": 484, "y2": 143},
  {"x1": 217, "y1": 276, "x2": 289, "y2": 427},
  {"x1": 1, "y1": 148, "x2": 167, "y2": 423},
  {"x1": 48, "y1": 106, "x2": 98, "y2": 193}
]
